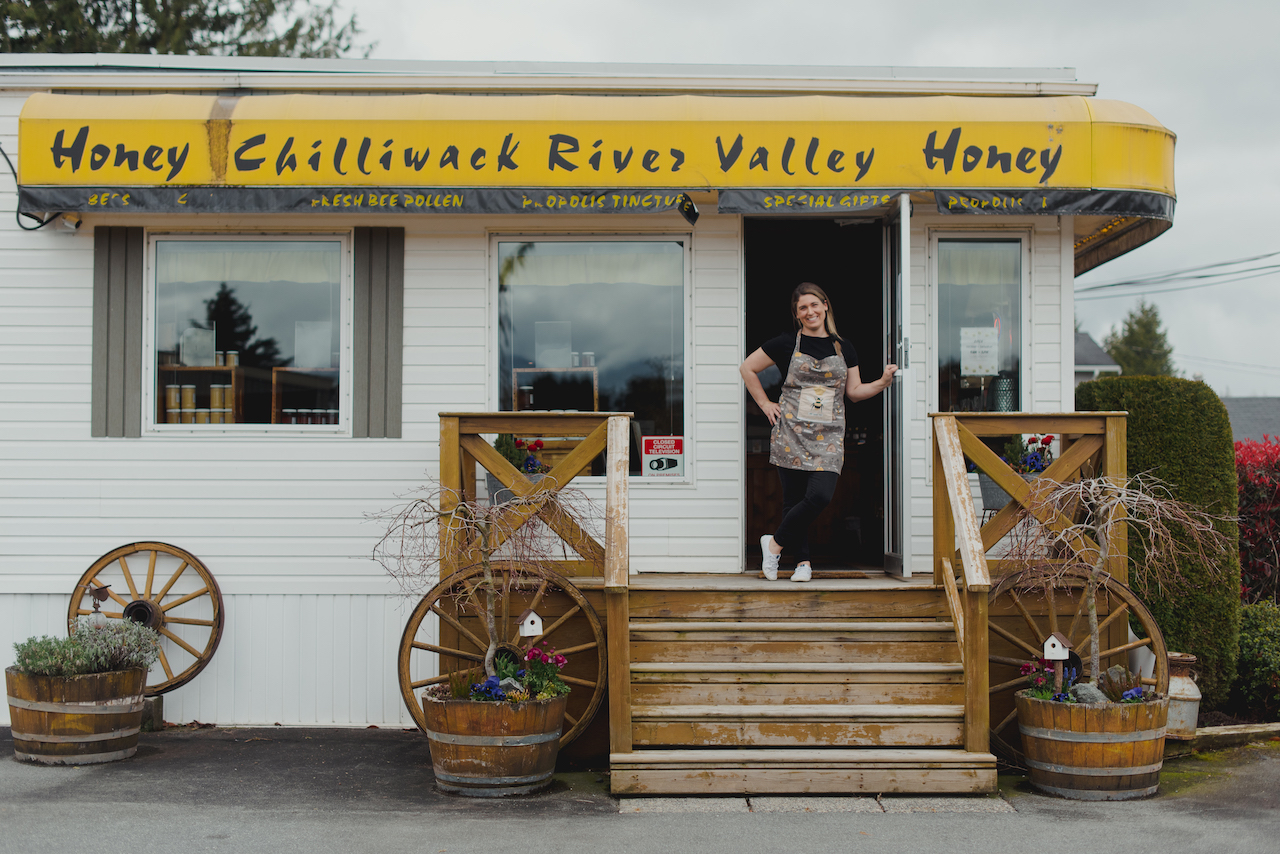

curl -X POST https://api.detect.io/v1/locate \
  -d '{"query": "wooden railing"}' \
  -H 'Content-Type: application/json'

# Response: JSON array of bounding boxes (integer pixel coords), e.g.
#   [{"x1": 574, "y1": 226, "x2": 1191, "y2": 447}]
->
[
  {"x1": 929, "y1": 411, "x2": 1128, "y2": 756},
  {"x1": 437, "y1": 411, "x2": 633, "y2": 755}
]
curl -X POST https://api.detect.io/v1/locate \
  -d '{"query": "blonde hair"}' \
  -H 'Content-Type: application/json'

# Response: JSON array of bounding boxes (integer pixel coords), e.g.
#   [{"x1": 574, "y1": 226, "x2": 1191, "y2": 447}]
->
[{"x1": 791, "y1": 282, "x2": 842, "y2": 355}]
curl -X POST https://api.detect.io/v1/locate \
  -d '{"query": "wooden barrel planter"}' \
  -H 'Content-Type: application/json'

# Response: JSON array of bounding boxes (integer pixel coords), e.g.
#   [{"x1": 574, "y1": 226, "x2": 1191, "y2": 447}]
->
[
  {"x1": 1016, "y1": 692, "x2": 1169, "y2": 800},
  {"x1": 5, "y1": 667, "x2": 147, "y2": 765},
  {"x1": 424, "y1": 695, "x2": 567, "y2": 797}
]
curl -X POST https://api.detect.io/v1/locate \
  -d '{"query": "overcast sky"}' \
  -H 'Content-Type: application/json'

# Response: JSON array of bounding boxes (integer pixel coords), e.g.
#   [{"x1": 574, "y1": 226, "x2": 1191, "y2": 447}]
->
[{"x1": 353, "y1": 0, "x2": 1279, "y2": 396}]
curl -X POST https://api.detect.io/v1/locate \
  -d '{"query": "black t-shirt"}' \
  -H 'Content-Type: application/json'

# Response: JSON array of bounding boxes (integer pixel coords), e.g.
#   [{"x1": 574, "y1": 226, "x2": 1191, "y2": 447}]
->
[{"x1": 761, "y1": 332, "x2": 858, "y2": 371}]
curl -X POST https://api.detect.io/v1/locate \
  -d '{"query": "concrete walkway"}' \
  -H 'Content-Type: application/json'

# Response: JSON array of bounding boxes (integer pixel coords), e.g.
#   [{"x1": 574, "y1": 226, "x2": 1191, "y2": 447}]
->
[{"x1": 2, "y1": 726, "x2": 1277, "y2": 853}]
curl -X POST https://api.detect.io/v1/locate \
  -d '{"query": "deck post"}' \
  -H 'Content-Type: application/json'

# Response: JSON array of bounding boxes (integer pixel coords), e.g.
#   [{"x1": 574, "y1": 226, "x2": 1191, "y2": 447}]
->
[
  {"x1": 604, "y1": 415, "x2": 632, "y2": 754},
  {"x1": 438, "y1": 415, "x2": 462, "y2": 579},
  {"x1": 964, "y1": 591, "x2": 990, "y2": 754}
]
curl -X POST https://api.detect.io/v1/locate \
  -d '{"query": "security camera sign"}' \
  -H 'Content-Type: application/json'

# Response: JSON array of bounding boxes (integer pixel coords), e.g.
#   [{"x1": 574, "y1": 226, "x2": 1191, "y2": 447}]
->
[{"x1": 642, "y1": 436, "x2": 684, "y2": 477}]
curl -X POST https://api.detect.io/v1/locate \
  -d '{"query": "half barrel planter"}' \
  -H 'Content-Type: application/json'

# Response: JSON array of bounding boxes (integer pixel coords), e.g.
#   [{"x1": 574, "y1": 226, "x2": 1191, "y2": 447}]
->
[
  {"x1": 424, "y1": 694, "x2": 567, "y2": 797},
  {"x1": 1016, "y1": 691, "x2": 1169, "y2": 800},
  {"x1": 5, "y1": 666, "x2": 147, "y2": 765}
]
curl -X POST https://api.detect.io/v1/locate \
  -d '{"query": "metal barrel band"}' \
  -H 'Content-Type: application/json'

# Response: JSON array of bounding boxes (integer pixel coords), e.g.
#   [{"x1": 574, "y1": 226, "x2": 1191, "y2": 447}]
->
[
  {"x1": 1023, "y1": 757, "x2": 1164, "y2": 777},
  {"x1": 11, "y1": 726, "x2": 140, "y2": 744},
  {"x1": 6, "y1": 695, "x2": 146, "y2": 715},
  {"x1": 425, "y1": 728, "x2": 561, "y2": 746},
  {"x1": 14, "y1": 747, "x2": 137, "y2": 765},
  {"x1": 1033, "y1": 782, "x2": 1160, "y2": 801},
  {"x1": 433, "y1": 770, "x2": 553, "y2": 786},
  {"x1": 1019, "y1": 725, "x2": 1166, "y2": 743}
]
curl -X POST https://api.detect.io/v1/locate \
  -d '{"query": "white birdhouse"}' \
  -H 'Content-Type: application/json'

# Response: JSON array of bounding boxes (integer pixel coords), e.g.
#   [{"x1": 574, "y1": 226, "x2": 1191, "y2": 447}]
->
[
  {"x1": 1042, "y1": 632, "x2": 1072, "y2": 661},
  {"x1": 517, "y1": 609, "x2": 543, "y2": 638}
]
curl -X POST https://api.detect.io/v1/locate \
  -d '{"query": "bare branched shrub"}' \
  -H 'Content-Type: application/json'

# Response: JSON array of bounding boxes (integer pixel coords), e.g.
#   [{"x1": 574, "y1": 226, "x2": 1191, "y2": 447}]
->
[
  {"x1": 1002, "y1": 473, "x2": 1233, "y2": 683},
  {"x1": 370, "y1": 478, "x2": 600, "y2": 677}
]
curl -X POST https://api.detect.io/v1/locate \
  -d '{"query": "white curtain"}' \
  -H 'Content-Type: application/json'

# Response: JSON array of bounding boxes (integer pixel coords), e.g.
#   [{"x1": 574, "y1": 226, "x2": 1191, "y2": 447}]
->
[
  {"x1": 155, "y1": 241, "x2": 341, "y2": 285},
  {"x1": 500, "y1": 241, "x2": 683, "y2": 288},
  {"x1": 937, "y1": 240, "x2": 1020, "y2": 287}
]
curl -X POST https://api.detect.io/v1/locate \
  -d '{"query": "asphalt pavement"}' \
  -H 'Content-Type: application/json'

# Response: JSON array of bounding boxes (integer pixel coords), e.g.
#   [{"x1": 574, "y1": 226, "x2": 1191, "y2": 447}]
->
[{"x1": 1, "y1": 725, "x2": 1277, "y2": 854}]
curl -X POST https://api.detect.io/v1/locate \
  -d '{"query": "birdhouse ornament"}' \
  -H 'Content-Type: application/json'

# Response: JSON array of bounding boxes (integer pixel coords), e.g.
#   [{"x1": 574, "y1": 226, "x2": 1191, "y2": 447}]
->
[
  {"x1": 1042, "y1": 632, "x2": 1072, "y2": 692},
  {"x1": 517, "y1": 609, "x2": 543, "y2": 638}
]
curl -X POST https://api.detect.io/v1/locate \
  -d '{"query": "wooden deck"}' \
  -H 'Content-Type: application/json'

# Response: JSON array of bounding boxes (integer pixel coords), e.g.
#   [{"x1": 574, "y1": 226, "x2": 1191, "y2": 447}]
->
[{"x1": 436, "y1": 411, "x2": 1127, "y2": 796}]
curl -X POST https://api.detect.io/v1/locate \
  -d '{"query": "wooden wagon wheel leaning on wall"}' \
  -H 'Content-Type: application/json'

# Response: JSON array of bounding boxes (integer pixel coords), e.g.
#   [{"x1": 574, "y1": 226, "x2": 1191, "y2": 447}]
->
[
  {"x1": 68, "y1": 542, "x2": 225, "y2": 696},
  {"x1": 397, "y1": 564, "x2": 606, "y2": 748},
  {"x1": 986, "y1": 566, "x2": 1170, "y2": 762}
]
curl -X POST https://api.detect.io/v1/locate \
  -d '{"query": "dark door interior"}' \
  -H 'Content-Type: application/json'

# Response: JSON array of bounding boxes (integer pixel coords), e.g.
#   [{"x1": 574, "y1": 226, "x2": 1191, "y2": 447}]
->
[{"x1": 743, "y1": 218, "x2": 886, "y2": 569}]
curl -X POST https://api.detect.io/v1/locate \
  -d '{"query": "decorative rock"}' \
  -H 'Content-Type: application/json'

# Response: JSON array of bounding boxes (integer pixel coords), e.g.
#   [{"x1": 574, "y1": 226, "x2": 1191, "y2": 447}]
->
[
  {"x1": 1071, "y1": 683, "x2": 1109, "y2": 704},
  {"x1": 498, "y1": 677, "x2": 524, "y2": 694}
]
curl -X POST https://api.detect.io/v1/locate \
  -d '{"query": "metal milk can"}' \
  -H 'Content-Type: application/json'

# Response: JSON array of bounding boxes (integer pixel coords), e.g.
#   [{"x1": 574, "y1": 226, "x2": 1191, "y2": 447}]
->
[{"x1": 1165, "y1": 652, "x2": 1201, "y2": 740}]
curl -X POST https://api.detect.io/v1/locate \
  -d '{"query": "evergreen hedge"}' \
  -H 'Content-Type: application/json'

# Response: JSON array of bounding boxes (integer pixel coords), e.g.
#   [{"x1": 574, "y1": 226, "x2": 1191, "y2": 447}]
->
[{"x1": 1076, "y1": 376, "x2": 1241, "y2": 709}]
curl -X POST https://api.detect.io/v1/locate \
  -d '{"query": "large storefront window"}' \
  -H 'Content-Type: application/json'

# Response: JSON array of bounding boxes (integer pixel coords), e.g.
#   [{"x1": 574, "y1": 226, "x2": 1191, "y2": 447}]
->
[
  {"x1": 937, "y1": 239, "x2": 1022, "y2": 412},
  {"x1": 151, "y1": 238, "x2": 346, "y2": 430},
  {"x1": 497, "y1": 240, "x2": 686, "y2": 475}
]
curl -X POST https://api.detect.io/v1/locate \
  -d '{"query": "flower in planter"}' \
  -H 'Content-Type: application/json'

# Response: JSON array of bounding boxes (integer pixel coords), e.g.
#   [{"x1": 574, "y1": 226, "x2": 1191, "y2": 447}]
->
[
  {"x1": 1002, "y1": 434, "x2": 1055, "y2": 474},
  {"x1": 514, "y1": 438, "x2": 552, "y2": 474}
]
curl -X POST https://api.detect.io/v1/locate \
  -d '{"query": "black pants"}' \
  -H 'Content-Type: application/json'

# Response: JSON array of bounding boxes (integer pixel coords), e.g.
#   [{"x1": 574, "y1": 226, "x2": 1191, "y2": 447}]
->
[{"x1": 773, "y1": 467, "x2": 839, "y2": 564}]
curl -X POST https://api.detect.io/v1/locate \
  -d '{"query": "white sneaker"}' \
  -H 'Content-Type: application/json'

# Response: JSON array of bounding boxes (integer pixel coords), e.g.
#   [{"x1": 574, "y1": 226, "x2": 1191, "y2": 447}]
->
[
  {"x1": 791, "y1": 563, "x2": 812, "y2": 582},
  {"x1": 760, "y1": 535, "x2": 780, "y2": 581}
]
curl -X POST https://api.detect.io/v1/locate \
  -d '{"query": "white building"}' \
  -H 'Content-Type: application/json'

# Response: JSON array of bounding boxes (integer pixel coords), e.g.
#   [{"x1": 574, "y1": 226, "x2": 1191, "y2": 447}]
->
[{"x1": 0, "y1": 57, "x2": 1175, "y2": 730}]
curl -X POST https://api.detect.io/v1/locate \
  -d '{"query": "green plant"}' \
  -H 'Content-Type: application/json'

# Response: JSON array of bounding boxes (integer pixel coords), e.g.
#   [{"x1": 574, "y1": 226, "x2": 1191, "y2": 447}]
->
[
  {"x1": 495, "y1": 433, "x2": 524, "y2": 469},
  {"x1": 1077, "y1": 376, "x2": 1241, "y2": 709},
  {"x1": 13, "y1": 618, "x2": 160, "y2": 677},
  {"x1": 1235, "y1": 602, "x2": 1280, "y2": 719}
]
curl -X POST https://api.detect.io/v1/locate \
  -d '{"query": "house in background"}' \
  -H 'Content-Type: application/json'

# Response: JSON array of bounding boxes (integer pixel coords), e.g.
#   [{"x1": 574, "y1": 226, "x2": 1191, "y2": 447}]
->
[
  {"x1": 1221, "y1": 397, "x2": 1280, "y2": 443},
  {"x1": 1074, "y1": 331, "x2": 1121, "y2": 385}
]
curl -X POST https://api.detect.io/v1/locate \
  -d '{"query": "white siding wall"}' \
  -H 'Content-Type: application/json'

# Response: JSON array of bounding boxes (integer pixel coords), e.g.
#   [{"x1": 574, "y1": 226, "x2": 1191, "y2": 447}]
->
[
  {"x1": 905, "y1": 213, "x2": 1074, "y2": 574},
  {"x1": 0, "y1": 87, "x2": 745, "y2": 724}
]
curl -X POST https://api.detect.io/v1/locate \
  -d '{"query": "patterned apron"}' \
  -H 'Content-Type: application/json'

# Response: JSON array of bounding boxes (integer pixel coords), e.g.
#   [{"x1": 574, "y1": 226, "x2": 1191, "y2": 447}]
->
[{"x1": 770, "y1": 333, "x2": 848, "y2": 473}]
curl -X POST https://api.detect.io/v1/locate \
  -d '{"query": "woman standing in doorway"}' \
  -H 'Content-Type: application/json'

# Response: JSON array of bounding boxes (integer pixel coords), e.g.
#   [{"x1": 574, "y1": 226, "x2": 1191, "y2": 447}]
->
[{"x1": 740, "y1": 283, "x2": 898, "y2": 582}]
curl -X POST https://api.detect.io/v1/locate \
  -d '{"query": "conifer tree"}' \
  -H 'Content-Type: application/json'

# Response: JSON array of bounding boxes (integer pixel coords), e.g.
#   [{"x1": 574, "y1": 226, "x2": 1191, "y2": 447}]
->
[
  {"x1": 1103, "y1": 300, "x2": 1178, "y2": 377},
  {"x1": 2, "y1": 0, "x2": 369, "y2": 57}
]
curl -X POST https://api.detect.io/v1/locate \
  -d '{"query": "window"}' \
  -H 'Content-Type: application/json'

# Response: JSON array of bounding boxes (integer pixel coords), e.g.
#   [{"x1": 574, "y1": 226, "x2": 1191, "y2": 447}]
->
[
  {"x1": 496, "y1": 239, "x2": 687, "y2": 475},
  {"x1": 92, "y1": 227, "x2": 403, "y2": 438},
  {"x1": 936, "y1": 238, "x2": 1023, "y2": 413},
  {"x1": 149, "y1": 237, "x2": 348, "y2": 430}
]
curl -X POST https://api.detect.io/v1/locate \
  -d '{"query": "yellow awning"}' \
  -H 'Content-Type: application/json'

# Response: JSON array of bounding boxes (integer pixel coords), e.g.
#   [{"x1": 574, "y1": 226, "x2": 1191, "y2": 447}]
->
[{"x1": 18, "y1": 92, "x2": 1174, "y2": 196}]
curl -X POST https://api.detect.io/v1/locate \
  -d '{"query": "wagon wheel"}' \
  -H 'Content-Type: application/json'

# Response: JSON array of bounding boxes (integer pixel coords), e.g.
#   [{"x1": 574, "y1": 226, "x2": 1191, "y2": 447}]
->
[
  {"x1": 68, "y1": 542, "x2": 225, "y2": 696},
  {"x1": 397, "y1": 564, "x2": 606, "y2": 748},
  {"x1": 987, "y1": 566, "x2": 1169, "y2": 762}
]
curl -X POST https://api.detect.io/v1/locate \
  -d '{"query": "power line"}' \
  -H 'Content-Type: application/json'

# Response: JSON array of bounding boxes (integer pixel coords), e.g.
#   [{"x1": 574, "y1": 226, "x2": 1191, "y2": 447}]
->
[
  {"x1": 1076, "y1": 267, "x2": 1280, "y2": 300},
  {"x1": 1077, "y1": 249, "x2": 1280, "y2": 289}
]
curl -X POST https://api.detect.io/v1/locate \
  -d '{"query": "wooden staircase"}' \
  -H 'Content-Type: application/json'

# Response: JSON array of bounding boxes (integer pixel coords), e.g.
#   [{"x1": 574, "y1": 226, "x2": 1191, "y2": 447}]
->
[{"x1": 608, "y1": 581, "x2": 997, "y2": 795}]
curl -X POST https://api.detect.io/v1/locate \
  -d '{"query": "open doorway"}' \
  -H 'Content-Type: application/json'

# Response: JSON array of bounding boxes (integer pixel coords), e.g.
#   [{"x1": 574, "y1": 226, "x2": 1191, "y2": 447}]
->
[{"x1": 743, "y1": 218, "x2": 886, "y2": 571}]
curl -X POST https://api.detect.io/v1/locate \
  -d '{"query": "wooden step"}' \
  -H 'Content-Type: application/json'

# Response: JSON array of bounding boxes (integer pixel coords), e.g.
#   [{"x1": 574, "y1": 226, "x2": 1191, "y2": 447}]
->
[
  {"x1": 630, "y1": 703, "x2": 964, "y2": 748},
  {"x1": 630, "y1": 621, "x2": 956, "y2": 643},
  {"x1": 630, "y1": 661, "x2": 963, "y2": 675},
  {"x1": 632, "y1": 704, "x2": 963, "y2": 718},
  {"x1": 610, "y1": 748, "x2": 998, "y2": 795}
]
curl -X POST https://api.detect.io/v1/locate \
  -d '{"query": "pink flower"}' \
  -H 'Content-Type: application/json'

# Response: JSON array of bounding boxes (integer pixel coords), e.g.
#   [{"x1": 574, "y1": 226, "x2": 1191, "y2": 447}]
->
[
  {"x1": 553, "y1": 654, "x2": 567, "y2": 668},
  {"x1": 525, "y1": 648, "x2": 539, "y2": 661}
]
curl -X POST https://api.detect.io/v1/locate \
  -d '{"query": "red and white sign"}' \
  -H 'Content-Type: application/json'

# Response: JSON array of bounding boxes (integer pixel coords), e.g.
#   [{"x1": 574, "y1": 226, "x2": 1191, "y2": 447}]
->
[{"x1": 641, "y1": 436, "x2": 684, "y2": 477}]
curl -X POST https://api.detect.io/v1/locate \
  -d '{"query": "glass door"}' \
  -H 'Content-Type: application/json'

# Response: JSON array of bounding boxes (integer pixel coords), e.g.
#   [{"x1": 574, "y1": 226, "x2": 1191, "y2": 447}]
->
[{"x1": 882, "y1": 195, "x2": 912, "y2": 577}]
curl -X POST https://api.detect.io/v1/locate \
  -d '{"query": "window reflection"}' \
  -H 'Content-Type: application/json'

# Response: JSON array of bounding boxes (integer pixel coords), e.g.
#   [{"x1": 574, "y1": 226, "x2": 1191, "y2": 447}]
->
[
  {"x1": 154, "y1": 240, "x2": 343, "y2": 427},
  {"x1": 498, "y1": 241, "x2": 685, "y2": 474},
  {"x1": 937, "y1": 239, "x2": 1022, "y2": 413}
]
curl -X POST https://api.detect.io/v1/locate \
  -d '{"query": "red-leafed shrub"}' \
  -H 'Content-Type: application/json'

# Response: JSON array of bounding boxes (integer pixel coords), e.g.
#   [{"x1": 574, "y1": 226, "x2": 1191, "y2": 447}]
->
[{"x1": 1237, "y1": 436, "x2": 1280, "y2": 604}]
